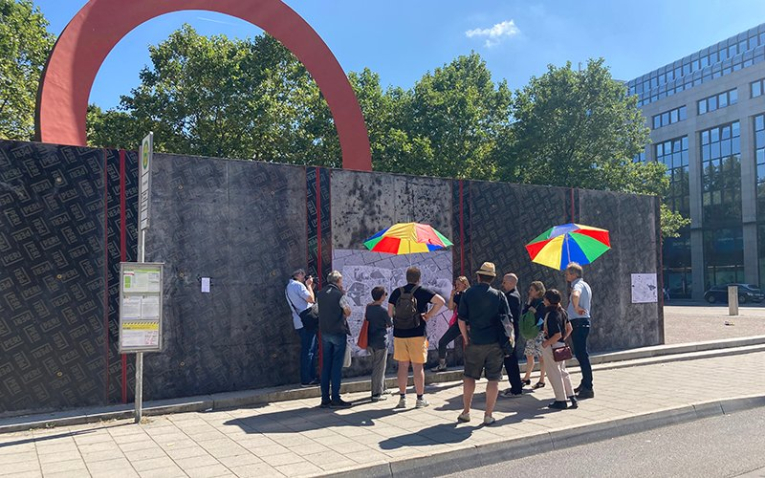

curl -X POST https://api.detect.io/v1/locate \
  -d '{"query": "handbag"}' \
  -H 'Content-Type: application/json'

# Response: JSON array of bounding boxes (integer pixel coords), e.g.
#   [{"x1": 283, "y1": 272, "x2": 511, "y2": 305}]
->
[
  {"x1": 342, "y1": 342, "x2": 352, "y2": 368},
  {"x1": 285, "y1": 287, "x2": 319, "y2": 330},
  {"x1": 552, "y1": 344, "x2": 573, "y2": 362},
  {"x1": 357, "y1": 320, "x2": 370, "y2": 349}
]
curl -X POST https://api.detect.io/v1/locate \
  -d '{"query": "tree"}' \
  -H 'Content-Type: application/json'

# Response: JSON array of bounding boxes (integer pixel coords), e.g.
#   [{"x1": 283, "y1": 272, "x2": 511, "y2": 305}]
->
[
  {"x1": 89, "y1": 25, "x2": 342, "y2": 166},
  {"x1": 0, "y1": 0, "x2": 55, "y2": 140},
  {"x1": 503, "y1": 59, "x2": 688, "y2": 237},
  {"x1": 403, "y1": 53, "x2": 512, "y2": 180}
]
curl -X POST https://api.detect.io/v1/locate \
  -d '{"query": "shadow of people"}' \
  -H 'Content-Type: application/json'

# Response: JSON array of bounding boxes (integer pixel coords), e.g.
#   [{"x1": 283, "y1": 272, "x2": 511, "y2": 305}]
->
[
  {"x1": 222, "y1": 404, "x2": 412, "y2": 434},
  {"x1": 378, "y1": 422, "x2": 474, "y2": 450}
]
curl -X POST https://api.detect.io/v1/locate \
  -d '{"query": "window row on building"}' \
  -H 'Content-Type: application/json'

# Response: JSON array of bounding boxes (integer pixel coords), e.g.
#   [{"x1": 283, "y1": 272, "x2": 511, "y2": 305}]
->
[
  {"x1": 652, "y1": 105, "x2": 687, "y2": 129},
  {"x1": 628, "y1": 24, "x2": 765, "y2": 106},
  {"x1": 698, "y1": 89, "x2": 738, "y2": 115}
]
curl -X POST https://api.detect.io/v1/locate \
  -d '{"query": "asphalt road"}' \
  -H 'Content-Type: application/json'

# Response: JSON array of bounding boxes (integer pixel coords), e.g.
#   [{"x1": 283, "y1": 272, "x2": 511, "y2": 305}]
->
[{"x1": 444, "y1": 407, "x2": 765, "y2": 478}]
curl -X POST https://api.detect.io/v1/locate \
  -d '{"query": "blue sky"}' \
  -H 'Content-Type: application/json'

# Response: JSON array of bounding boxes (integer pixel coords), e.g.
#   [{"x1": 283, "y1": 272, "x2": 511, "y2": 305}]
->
[{"x1": 34, "y1": 0, "x2": 765, "y2": 110}]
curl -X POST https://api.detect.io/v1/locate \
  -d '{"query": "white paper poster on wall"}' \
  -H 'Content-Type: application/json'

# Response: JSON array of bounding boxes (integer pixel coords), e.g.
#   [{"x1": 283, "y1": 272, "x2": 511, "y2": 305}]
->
[
  {"x1": 332, "y1": 249, "x2": 454, "y2": 357},
  {"x1": 631, "y1": 273, "x2": 658, "y2": 304}
]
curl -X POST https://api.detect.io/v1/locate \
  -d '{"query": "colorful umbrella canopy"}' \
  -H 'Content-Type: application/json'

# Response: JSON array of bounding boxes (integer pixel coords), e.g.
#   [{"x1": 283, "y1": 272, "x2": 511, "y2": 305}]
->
[
  {"x1": 525, "y1": 223, "x2": 611, "y2": 270},
  {"x1": 364, "y1": 222, "x2": 453, "y2": 255}
]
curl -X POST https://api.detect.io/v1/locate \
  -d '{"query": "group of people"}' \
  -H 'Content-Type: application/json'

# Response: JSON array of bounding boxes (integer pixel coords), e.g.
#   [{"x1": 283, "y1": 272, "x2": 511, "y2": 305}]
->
[{"x1": 285, "y1": 261, "x2": 594, "y2": 424}]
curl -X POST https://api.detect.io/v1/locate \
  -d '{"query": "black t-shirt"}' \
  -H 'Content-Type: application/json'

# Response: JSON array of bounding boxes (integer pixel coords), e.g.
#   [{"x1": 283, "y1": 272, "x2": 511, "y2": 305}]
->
[
  {"x1": 388, "y1": 284, "x2": 436, "y2": 338},
  {"x1": 457, "y1": 283, "x2": 509, "y2": 345},
  {"x1": 365, "y1": 304, "x2": 392, "y2": 349},
  {"x1": 544, "y1": 308, "x2": 568, "y2": 343}
]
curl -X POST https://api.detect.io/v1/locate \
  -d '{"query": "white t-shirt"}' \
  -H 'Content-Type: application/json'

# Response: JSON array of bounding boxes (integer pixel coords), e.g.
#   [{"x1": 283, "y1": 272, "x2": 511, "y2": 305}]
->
[{"x1": 286, "y1": 279, "x2": 312, "y2": 330}]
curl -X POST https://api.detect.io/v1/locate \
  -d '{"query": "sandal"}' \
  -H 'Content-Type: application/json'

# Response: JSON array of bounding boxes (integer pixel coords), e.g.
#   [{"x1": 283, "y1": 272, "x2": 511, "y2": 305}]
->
[
  {"x1": 532, "y1": 382, "x2": 546, "y2": 389},
  {"x1": 521, "y1": 379, "x2": 531, "y2": 386}
]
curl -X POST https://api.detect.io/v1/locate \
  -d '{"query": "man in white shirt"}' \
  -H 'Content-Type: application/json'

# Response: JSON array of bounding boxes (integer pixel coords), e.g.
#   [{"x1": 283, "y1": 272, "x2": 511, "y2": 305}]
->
[
  {"x1": 285, "y1": 269, "x2": 318, "y2": 387},
  {"x1": 565, "y1": 262, "x2": 594, "y2": 399}
]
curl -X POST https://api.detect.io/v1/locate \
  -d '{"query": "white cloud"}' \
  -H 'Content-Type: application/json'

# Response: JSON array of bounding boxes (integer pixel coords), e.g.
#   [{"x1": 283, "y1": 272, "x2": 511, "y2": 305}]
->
[{"x1": 465, "y1": 20, "x2": 520, "y2": 48}]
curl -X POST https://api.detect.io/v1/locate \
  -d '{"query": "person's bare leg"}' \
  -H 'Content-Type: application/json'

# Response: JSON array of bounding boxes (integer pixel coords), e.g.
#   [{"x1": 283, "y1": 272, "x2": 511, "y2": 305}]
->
[
  {"x1": 538, "y1": 355, "x2": 546, "y2": 383},
  {"x1": 485, "y1": 380, "x2": 500, "y2": 417},
  {"x1": 462, "y1": 377, "x2": 476, "y2": 414},
  {"x1": 412, "y1": 363, "x2": 425, "y2": 395},
  {"x1": 523, "y1": 354, "x2": 534, "y2": 381},
  {"x1": 397, "y1": 360, "x2": 410, "y2": 395}
]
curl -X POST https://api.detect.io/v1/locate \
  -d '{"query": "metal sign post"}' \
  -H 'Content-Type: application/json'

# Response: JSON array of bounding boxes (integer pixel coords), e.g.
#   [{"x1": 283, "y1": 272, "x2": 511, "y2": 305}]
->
[{"x1": 124, "y1": 132, "x2": 156, "y2": 424}]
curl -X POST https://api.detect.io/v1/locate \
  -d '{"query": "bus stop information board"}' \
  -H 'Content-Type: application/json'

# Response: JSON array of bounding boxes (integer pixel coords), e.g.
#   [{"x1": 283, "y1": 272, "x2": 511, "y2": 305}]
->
[{"x1": 119, "y1": 262, "x2": 164, "y2": 352}]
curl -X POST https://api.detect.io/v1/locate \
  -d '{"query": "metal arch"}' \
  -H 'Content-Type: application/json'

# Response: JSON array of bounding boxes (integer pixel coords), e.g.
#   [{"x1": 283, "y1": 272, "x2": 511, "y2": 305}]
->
[{"x1": 35, "y1": 0, "x2": 373, "y2": 171}]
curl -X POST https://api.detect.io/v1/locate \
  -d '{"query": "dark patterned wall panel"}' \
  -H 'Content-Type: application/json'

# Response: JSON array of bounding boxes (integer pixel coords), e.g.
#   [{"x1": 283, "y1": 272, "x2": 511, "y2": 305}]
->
[
  {"x1": 0, "y1": 142, "x2": 107, "y2": 416},
  {"x1": 578, "y1": 190, "x2": 661, "y2": 351},
  {"x1": 306, "y1": 167, "x2": 332, "y2": 287},
  {"x1": 104, "y1": 150, "x2": 139, "y2": 405},
  {"x1": 467, "y1": 181, "x2": 570, "y2": 297},
  {"x1": 143, "y1": 155, "x2": 307, "y2": 399}
]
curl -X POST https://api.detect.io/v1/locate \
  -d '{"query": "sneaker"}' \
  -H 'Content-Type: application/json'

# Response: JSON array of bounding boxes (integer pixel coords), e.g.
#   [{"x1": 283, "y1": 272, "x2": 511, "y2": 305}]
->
[
  {"x1": 371, "y1": 395, "x2": 388, "y2": 402},
  {"x1": 568, "y1": 396, "x2": 579, "y2": 409},
  {"x1": 576, "y1": 389, "x2": 595, "y2": 399},
  {"x1": 330, "y1": 399, "x2": 352, "y2": 409},
  {"x1": 309, "y1": 378, "x2": 320, "y2": 385},
  {"x1": 300, "y1": 383, "x2": 312, "y2": 388},
  {"x1": 548, "y1": 400, "x2": 568, "y2": 410},
  {"x1": 396, "y1": 397, "x2": 407, "y2": 408},
  {"x1": 502, "y1": 389, "x2": 522, "y2": 398},
  {"x1": 416, "y1": 398, "x2": 430, "y2": 409},
  {"x1": 457, "y1": 412, "x2": 471, "y2": 422},
  {"x1": 430, "y1": 364, "x2": 448, "y2": 372},
  {"x1": 483, "y1": 415, "x2": 496, "y2": 426},
  {"x1": 320, "y1": 401, "x2": 331, "y2": 409}
]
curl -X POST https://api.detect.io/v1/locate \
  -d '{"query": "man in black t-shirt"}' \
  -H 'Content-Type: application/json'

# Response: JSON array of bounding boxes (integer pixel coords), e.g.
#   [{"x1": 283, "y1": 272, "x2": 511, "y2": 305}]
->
[
  {"x1": 457, "y1": 262, "x2": 509, "y2": 426},
  {"x1": 388, "y1": 267, "x2": 445, "y2": 409}
]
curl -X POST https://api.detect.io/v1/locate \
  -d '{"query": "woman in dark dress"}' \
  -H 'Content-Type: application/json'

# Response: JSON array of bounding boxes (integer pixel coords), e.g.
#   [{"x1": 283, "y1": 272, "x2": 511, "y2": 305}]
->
[
  {"x1": 521, "y1": 281, "x2": 547, "y2": 389},
  {"x1": 431, "y1": 276, "x2": 470, "y2": 372}
]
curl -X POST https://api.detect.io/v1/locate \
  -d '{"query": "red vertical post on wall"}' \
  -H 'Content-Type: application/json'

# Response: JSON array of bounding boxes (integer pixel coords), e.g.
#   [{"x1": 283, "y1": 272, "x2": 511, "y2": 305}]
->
[
  {"x1": 459, "y1": 180, "x2": 465, "y2": 277},
  {"x1": 119, "y1": 150, "x2": 128, "y2": 403},
  {"x1": 315, "y1": 169, "x2": 323, "y2": 371}
]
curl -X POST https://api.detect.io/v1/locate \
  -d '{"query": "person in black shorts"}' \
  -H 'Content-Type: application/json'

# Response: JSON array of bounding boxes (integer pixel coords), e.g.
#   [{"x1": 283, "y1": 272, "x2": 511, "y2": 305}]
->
[{"x1": 457, "y1": 262, "x2": 509, "y2": 426}]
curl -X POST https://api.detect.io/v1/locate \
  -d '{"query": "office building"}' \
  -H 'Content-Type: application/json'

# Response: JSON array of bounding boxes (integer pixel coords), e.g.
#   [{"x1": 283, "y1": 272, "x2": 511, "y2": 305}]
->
[{"x1": 628, "y1": 23, "x2": 765, "y2": 299}]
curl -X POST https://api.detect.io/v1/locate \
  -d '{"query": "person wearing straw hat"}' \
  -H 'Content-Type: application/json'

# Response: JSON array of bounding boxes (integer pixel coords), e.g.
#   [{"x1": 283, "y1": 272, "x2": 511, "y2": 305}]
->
[{"x1": 456, "y1": 262, "x2": 510, "y2": 425}]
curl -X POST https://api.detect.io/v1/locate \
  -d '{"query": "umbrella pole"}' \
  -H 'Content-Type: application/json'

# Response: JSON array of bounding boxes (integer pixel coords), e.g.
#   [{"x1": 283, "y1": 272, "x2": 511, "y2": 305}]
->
[{"x1": 565, "y1": 234, "x2": 571, "y2": 268}]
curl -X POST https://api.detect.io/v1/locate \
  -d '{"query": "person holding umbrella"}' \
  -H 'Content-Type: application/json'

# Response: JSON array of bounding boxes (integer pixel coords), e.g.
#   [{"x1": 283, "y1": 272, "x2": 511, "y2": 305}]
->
[{"x1": 566, "y1": 262, "x2": 594, "y2": 399}]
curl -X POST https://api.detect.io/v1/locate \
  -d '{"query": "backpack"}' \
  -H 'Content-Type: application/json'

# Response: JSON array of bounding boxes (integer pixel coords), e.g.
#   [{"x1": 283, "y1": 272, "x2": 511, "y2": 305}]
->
[
  {"x1": 394, "y1": 285, "x2": 421, "y2": 329},
  {"x1": 519, "y1": 311, "x2": 540, "y2": 341}
]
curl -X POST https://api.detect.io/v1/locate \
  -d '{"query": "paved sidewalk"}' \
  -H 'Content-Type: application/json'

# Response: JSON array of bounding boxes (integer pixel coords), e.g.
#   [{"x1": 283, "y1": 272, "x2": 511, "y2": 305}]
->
[{"x1": 1, "y1": 352, "x2": 764, "y2": 478}]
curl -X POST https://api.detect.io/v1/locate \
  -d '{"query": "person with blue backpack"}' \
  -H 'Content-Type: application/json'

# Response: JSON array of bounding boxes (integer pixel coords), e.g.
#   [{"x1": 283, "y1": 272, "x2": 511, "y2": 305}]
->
[{"x1": 520, "y1": 281, "x2": 547, "y2": 390}]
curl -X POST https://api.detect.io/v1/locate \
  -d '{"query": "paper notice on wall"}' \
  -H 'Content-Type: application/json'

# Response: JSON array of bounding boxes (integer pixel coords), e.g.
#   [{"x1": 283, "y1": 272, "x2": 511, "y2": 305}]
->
[
  {"x1": 201, "y1": 277, "x2": 210, "y2": 293},
  {"x1": 631, "y1": 273, "x2": 658, "y2": 303}
]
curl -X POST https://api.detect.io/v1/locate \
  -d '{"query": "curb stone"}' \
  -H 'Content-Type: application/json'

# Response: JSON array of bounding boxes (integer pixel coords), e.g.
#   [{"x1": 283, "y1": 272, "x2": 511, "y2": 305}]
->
[{"x1": 325, "y1": 394, "x2": 765, "y2": 478}]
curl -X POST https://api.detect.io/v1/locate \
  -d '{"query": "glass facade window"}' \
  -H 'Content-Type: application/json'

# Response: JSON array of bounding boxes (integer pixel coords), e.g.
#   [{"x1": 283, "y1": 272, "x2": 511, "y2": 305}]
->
[
  {"x1": 701, "y1": 121, "x2": 743, "y2": 288},
  {"x1": 752, "y1": 78, "x2": 765, "y2": 98},
  {"x1": 755, "y1": 114, "x2": 765, "y2": 219},
  {"x1": 627, "y1": 24, "x2": 765, "y2": 106},
  {"x1": 656, "y1": 136, "x2": 690, "y2": 216},
  {"x1": 651, "y1": 105, "x2": 687, "y2": 129},
  {"x1": 697, "y1": 89, "x2": 738, "y2": 115}
]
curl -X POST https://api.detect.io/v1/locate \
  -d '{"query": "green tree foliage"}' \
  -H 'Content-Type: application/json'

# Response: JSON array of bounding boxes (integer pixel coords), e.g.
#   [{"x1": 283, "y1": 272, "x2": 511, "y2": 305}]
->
[
  {"x1": 0, "y1": 0, "x2": 55, "y2": 140},
  {"x1": 89, "y1": 25, "x2": 341, "y2": 165},
  {"x1": 402, "y1": 53, "x2": 512, "y2": 180},
  {"x1": 503, "y1": 59, "x2": 688, "y2": 237}
]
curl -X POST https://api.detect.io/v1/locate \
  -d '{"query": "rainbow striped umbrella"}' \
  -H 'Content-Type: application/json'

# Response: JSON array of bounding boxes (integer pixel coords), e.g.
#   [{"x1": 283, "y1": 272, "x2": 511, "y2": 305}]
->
[
  {"x1": 525, "y1": 223, "x2": 611, "y2": 270},
  {"x1": 364, "y1": 222, "x2": 453, "y2": 255}
]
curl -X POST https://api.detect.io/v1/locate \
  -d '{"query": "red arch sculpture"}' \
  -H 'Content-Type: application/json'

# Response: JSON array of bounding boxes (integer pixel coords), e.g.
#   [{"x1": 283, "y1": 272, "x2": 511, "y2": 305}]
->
[{"x1": 35, "y1": 0, "x2": 373, "y2": 171}]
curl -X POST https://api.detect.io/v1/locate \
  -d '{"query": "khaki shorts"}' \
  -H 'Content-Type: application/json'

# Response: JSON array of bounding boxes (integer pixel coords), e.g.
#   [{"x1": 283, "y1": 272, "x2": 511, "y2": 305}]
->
[
  {"x1": 463, "y1": 343, "x2": 504, "y2": 381},
  {"x1": 393, "y1": 336, "x2": 429, "y2": 364}
]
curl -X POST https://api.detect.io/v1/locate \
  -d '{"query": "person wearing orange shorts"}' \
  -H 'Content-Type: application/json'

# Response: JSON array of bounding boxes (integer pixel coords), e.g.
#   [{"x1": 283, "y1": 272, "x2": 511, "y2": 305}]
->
[{"x1": 388, "y1": 267, "x2": 445, "y2": 409}]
